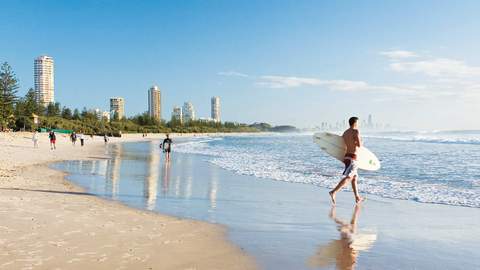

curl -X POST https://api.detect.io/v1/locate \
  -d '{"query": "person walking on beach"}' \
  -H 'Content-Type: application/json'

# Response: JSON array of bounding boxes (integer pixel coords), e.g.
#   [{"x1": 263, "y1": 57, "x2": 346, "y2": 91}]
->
[
  {"x1": 70, "y1": 131, "x2": 77, "y2": 145},
  {"x1": 32, "y1": 130, "x2": 39, "y2": 148},
  {"x1": 103, "y1": 134, "x2": 109, "y2": 145},
  {"x1": 78, "y1": 133, "x2": 85, "y2": 147},
  {"x1": 48, "y1": 131, "x2": 56, "y2": 150},
  {"x1": 329, "y1": 117, "x2": 364, "y2": 204},
  {"x1": 161, "y1": 134, "x2": 173, "y2": 162}
]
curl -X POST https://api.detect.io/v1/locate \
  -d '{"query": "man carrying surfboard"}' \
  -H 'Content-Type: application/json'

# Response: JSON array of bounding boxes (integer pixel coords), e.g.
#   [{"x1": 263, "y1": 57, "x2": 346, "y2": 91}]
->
[{"x1": 329, "y1": 117, "x2": 365, "y2": 204}]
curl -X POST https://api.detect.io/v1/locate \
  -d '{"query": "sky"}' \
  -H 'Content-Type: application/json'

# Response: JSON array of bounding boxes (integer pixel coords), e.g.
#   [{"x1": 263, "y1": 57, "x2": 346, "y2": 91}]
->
[{"x1": 1, "y1": 0, "x2": 480, "y2": 130}]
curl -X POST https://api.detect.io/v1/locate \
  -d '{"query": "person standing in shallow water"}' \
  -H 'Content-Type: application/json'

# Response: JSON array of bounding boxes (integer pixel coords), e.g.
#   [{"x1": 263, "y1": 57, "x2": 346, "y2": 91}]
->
[
  {"x1": 329, "y1": 117, "x2": 364, "y2": 205},
  {"x1": 161, "y1": 134, "x2": 173, "y2": 162}
]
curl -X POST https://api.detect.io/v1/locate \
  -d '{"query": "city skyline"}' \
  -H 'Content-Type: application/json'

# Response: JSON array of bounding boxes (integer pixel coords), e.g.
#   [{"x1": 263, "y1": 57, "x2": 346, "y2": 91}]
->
[{"x1": 2, "y1": 1, "x2": 480, "y2": 130}]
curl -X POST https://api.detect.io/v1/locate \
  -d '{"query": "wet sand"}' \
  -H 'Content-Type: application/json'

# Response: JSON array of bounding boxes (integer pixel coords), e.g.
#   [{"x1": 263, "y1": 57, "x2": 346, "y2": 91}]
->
[{"x1": 0, "y1": 132, "x2": 256, "y2": 269}]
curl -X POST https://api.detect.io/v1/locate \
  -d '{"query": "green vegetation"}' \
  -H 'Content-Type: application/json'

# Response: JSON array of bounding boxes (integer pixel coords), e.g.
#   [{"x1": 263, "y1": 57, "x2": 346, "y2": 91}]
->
[{"x1": 0, "y1": 61, "x2": 262, "y2": 135}]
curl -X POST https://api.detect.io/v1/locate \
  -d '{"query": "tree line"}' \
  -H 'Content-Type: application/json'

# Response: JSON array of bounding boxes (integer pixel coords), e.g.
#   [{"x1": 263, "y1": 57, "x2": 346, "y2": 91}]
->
[{"x1": 0, "y1": 62, "x2": 259, "y2": 135}]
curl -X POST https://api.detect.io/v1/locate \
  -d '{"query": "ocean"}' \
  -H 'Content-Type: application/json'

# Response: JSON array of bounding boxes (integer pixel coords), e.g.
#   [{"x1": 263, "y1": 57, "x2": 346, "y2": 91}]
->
[{"x1": 173, "y1": 131, "x2": 480, "y2": 208}]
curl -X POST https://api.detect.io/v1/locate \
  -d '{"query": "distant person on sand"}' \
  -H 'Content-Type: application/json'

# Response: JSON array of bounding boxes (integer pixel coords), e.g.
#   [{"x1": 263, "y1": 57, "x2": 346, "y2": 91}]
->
[
  {"x1": 78, "y1": 133, "x2": 85, "y2": 147},
  {"x1": 161, "y1": 134, "x2": 173, "y2": 161},
  {"x1": 70, "y1": 132, "x2": 77, "y2": 145},
  {"x1": 329, "y1": 117, "x2": 364, "y2": 204},
  {"x1": 103, "y1": 134, "x2": 108, "y2": 145},
  {"x1": 32, "y1": 130, "x2": 39, "y2": 148},
  {"x1": 48, "y1": 131, "x2": 56, "y2": 150}
]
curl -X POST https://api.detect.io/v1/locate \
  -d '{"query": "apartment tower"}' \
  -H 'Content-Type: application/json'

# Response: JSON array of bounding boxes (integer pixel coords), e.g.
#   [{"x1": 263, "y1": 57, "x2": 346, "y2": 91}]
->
[
  {"x1": 148, "y1": 85, "x2": 161, "y2": 120},
  {"x1": 110, "y1": 97, "x2": 125, "y2": 120},
  {"x1": 34, "y1": 55, "x2": 54, "y2": 106},
  {"x1": 182, "y1": 102, "x2": 195, "y2": 123},
  {"x1": 211, "y1": 96, "x2": 220, "y2": 122}
]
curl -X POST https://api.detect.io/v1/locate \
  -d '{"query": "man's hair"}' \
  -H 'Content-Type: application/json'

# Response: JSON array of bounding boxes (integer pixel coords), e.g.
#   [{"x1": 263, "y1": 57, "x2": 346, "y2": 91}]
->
[{"x1": 349, "y1": 117, "x2": 359, "y2": 127}]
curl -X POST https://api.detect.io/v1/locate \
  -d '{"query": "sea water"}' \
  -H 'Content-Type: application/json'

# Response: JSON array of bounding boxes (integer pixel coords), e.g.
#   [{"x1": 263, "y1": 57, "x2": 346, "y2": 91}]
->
[{"x1": 173, "y1": 131, "x2": 480, "y2": 208}]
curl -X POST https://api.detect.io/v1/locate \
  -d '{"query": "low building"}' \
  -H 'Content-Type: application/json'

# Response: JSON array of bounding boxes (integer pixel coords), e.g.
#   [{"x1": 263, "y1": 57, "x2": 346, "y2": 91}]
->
[
  {"x1": 110, "y1": 97, "x2": 125, "y2": 120},
  {"x1": 172, "y1": 106, "x2": 182, "y2": 123}
]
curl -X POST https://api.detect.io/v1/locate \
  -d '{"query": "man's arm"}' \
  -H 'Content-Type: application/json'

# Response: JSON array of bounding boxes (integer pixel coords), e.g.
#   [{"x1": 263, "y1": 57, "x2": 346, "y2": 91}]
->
[{"x1": 354, "y1": 130, "x2": 362, "y2": 147}]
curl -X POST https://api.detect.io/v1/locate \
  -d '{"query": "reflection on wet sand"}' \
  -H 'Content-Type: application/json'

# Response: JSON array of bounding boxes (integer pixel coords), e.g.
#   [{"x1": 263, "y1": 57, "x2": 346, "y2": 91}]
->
[
  {"x1": 106, "y1": 143, "x2": 123, "y2": 199},
  {"x1": 145, "y1": 141, "x2": 160, "y2": 210},
  {"x1": 308, "y1": 205, "x2": 376, "y2": 270},
  {"x1": 161, "y1": 156, "x2": 171, "y2": 195},
  {"x1": 209, "y1": 167, "x2": 219, "y2": 210}
]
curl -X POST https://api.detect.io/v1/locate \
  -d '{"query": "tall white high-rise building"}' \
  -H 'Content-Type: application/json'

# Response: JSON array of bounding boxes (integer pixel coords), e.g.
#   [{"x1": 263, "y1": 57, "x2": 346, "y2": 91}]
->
[
  {"x1": 148, "y1": 85, "x2": 161, "y2": 120},
  {"x1": 211, "y1": 96, "x2": 220, "y2": 122},
  {"x1": 34, "y1": 55, "x2": 54, "y2": 106},
  {"x1": 172, "y1": 106, "x2": 182, "y2": 123},
  {"x1": 182, "y1": 102, "x2": 195, "y2": 123},
  {"x1": 110, "y1": 97, "x2": 125, "y2": 120}
]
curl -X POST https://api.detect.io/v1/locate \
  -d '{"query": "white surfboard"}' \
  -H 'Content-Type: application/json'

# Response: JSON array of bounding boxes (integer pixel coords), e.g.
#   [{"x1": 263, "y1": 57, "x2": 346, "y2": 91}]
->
[{"x1": 313, "y1": 132, "x2": 380, "y2": 171}]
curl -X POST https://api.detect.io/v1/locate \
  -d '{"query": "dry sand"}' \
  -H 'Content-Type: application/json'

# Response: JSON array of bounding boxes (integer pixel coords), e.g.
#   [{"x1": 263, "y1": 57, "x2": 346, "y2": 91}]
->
[{"x1": 0, "y1": 132, "x2": 256, "y2": 270}]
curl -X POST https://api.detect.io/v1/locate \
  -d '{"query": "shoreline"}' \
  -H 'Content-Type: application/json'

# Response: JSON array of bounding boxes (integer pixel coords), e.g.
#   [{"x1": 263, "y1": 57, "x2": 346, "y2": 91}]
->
[{"x1": 0, "y1": 132, "x2": 256, "y2": 269}]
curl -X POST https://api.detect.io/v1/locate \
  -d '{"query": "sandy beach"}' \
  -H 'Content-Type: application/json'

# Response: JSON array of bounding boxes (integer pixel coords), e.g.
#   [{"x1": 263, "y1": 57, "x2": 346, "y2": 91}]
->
[{"x1": 0, "y1": 132, "x2": 256, "y2": 270}]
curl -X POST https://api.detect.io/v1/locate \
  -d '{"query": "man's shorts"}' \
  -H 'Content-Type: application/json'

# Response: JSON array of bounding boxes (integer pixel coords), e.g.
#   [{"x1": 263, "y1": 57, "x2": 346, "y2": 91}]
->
[{"x1": 342, "y1": 154, "x2": 358, "y2": 178}]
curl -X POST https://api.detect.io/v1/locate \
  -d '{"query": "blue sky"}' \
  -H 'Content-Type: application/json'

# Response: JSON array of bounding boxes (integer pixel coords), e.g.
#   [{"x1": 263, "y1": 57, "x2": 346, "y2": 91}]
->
[{"x1": 1, "y1": 0, "x2": 480, "y2": 130}]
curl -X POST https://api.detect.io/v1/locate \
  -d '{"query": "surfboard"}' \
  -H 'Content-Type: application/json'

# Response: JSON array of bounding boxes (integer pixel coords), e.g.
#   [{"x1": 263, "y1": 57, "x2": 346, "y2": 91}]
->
[{"x1": 313, "y1": 132, "x2": 381, "y2": 171}]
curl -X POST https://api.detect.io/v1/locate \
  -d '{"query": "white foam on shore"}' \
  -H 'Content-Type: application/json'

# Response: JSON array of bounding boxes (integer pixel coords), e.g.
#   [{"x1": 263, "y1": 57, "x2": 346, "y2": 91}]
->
[{"x1": 174, "y1": 135, "x2": 480, "y2": 208}]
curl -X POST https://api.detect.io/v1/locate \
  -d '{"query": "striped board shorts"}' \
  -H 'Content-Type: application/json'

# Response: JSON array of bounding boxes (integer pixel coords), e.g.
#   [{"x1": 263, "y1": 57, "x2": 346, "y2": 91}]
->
[{"x1": 343, "y1": 153, "x2": 358, "y2": 178}]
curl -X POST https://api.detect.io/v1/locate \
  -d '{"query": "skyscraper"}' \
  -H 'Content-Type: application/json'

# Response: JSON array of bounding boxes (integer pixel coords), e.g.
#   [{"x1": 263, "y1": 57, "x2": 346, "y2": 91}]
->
[
  {"x1": 34, "y1": 55, "x2": 54, "y2": 106},
  {"x1": 172, "y1": 106, "x2": 182, "y2": 123},
  {"x1": 148, "y1": 85, "x2": 161, "y2": 120},
  {"x1": 182, "y1": 102, "x2": 195, "y2": 122},
  {"x1": 110, "y1": 97, "x2": 125, "y2": 120},
  {"x1": 211, "y1": 96, "x2": 220, "y2": 122},
  {"x1": 368, "y1": 114, "x2": 373, "y2": 129}
]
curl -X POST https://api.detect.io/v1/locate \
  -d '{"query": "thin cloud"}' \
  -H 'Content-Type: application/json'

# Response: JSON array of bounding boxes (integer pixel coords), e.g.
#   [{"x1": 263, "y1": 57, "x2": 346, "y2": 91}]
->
[
  {"x1": 255, "y1": 76, "x2": 322, "y2": 88},
  {"x1": 217, "y1": 71, "x2": 249, "y2": 77},
  {"x1": 255, "y1": 75, "x2": 416, "y2": 94},
  {"x1": 380, "y1": 50, "x2": 418, "y2": 60},
  {"x1": 390, "y1": 58, "x2": 480, "y2": 78}
]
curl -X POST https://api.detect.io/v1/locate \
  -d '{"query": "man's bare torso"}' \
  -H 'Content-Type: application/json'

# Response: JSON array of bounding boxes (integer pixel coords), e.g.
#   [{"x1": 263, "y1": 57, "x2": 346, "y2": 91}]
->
[{"x1": 342, "y1": 128, "x2": 361, "y2": 155}]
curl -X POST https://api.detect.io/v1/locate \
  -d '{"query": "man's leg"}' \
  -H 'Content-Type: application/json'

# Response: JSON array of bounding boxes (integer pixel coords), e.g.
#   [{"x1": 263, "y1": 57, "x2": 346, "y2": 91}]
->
[
  {"x1": 351, "y1": 176, "x2": 363, "y2": 203},
  {"x1": 329, "y1": 176, "x2": 352, "y2": 204}
]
